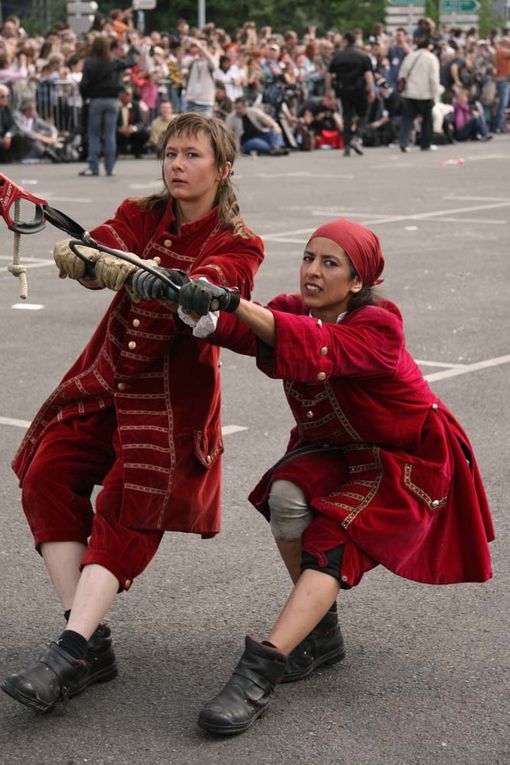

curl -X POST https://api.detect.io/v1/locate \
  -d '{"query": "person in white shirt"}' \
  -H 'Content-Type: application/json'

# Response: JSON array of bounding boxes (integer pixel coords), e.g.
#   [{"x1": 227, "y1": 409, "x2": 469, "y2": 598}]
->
[
  {"x1": 215, "y1": 54, "x2": 245, "y2": 101},
  {"x1": 398, "y1": 28, "x2": 440, "y2": 152}
]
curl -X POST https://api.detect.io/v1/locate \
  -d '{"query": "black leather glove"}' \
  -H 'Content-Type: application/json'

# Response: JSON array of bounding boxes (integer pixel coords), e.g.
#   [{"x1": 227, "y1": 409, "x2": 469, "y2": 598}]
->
[
  {"x1": 130, "y1": 267, "x2": 190, "y2": 301},
  {"x1": 179, "y1": 279, "x2": 241, "y2": 316}
]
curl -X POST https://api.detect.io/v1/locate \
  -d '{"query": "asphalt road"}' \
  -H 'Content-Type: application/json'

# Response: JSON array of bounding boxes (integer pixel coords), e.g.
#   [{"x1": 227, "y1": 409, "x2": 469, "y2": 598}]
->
[{"x1": 0, "y1": 138, "x2": 509, "y2": 765}]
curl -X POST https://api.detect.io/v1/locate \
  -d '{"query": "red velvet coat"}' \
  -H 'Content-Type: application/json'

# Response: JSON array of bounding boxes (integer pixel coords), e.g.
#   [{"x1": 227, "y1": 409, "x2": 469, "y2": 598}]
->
[
  {"x1": 12, "y1": 199, "x2": 264, "y2": 535},
  {"x1": 213, "y1": 294, "x2": 494, "y2": 585}
]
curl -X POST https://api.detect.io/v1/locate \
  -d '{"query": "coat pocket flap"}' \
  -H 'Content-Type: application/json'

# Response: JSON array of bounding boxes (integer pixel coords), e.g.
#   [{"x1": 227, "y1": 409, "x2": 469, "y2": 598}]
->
[
  {"x1": 403, "y1": 461, "x2": 449, "y2": 512},
  {"x1": 193, "y1": 428, "x2": 224, "y2": 469}
]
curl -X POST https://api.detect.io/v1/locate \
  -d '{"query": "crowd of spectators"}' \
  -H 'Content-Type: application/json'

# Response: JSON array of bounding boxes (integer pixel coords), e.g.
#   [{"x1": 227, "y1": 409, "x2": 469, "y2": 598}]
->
[{"x1": 0, "y1": 9, "x2": 509, "y2": 167}]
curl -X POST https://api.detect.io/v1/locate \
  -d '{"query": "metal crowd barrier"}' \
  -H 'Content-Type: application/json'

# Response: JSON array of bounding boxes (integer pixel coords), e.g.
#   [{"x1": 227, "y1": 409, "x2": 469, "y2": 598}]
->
[{"x1": 36, "y1": 80, "x2": 83, "y2": 137}]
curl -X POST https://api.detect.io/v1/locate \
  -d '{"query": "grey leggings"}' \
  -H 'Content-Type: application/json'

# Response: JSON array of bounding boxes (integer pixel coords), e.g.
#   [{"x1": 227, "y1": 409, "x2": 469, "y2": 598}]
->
[{"x1": 268, "y1": 480, "x2": 314, "y2": 541}]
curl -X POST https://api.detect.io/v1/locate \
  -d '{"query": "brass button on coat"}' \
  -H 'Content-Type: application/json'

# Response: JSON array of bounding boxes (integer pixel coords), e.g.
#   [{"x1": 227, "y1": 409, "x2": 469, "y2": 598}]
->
[
  {"x1": 206, "y1": 455, "x2": 212, "y2": 464},
  {"x1": 317, "y1": 371, "x2": 327, "y2": 381},
  {"x1": 132, "y1": 318, "x2": 140, "y2": 328},
  {"x1": 117, "y1": 382, "x2": 126, "y2": 391},
  {"x1": 432, "y1": 403, "x2": 438, "y2": 410},
  {"x1": 320, "y1": 346, "x2": 328, "y2": 356},
  {"x1": 153, "y1": 256, "x2": 161, "y2": 265},
  {"x1": 163, "y1": 239, "x2": 172, "y2": 248},
  {"x1": 306, "y1": 410, "x2": 314, "y2": 418},
  {"x1": 128, "y1": 341, "x2": 137, "y2": 350}
]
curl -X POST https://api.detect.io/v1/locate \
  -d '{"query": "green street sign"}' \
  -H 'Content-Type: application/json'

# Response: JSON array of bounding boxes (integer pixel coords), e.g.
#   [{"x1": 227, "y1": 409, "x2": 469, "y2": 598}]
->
[{"x1": 439, "y1": 0, "x2": 480, "y2": 13}]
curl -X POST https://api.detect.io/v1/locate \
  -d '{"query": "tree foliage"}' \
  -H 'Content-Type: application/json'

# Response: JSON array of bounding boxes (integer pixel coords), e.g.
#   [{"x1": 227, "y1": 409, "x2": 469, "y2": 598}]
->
[{"x1": 111, "y1": 0, "x2": 387, "y2": 37}]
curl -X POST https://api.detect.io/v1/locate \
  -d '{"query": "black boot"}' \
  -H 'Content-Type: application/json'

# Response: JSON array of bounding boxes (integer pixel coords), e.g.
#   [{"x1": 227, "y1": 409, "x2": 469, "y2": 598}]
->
[
  {"x1": 1, "y1": 643, "x2": 90, "y2": 712},
  {"x1": 1, "y1": 627, "x2": 117, "y2": 713},
  {"x1": 198, "y1": 636, "x2": 287, "y2": 735},
  {"x1": 280, "y1": 611, "x2": 345, "y2": 683},
  {"x1": 86, "y1": 623, "x2": 118, "y2": 684}
]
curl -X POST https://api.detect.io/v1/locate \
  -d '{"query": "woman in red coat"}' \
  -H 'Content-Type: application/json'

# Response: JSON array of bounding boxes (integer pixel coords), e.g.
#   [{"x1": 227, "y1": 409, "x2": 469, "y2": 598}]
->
[
  {"x1": 163, "y1": 217, "x2": 494, "y2": 735},
  {"x1": 1, "y1": 113, "x2": 264, "y2": 713}
]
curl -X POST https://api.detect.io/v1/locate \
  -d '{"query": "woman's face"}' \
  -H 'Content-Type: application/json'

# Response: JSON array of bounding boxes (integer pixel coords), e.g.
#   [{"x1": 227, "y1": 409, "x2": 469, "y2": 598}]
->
[
  {"x1": 163, "y1": 130, "x2": 226, "y2": 209},
  {"x1": 300, "y1": 237, "x2": 362, "y2": 322}
]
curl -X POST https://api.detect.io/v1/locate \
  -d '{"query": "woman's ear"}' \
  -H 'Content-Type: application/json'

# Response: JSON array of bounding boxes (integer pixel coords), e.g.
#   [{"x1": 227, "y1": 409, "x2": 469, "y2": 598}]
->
[
  {"x1": 350, "y1": 277, "x2": 363, "y2": 294},
  {"x1": 218, "y1": 161, "x2": 232, "y2": 181}
]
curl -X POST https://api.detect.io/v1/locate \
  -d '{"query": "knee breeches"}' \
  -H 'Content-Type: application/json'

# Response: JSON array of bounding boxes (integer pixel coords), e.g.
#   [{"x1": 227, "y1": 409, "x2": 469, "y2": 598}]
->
[{"x1": 20, "y1": 413, "x2": 163, "y2": 591}]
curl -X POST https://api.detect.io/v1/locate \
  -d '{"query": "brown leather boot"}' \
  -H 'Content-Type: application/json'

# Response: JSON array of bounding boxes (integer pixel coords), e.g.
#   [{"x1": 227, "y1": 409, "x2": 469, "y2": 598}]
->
[{"x1": 198, "y1": 636, "x2": 287, "y2": 735}]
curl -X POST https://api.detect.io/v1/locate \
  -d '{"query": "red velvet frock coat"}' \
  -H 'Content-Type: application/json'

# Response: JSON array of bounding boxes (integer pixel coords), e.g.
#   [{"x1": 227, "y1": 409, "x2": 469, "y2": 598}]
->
[
  {"x1": 213, "y1": 294, "x2": 494, "y2": 586},
  {"x1": 12, "y1": 198, "x2": 264, "y2": 535}
]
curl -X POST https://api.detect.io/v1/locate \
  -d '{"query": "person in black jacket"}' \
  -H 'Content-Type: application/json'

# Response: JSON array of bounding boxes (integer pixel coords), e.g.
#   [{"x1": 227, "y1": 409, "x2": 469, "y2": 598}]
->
[
  {"x1": 327, "y1": 30, "x2": 375, "y2": 156},
  {"x1": 116, "y1": 86, "x2": 149, "y2": 158},
  {"x1": 79, "y1": 36, "x2": 138, "y2": 177}
]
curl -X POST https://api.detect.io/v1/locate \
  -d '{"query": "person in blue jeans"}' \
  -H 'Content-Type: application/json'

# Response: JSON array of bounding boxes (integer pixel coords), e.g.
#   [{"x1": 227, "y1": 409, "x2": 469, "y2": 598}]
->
[
  {"x1": 79, "y1": 37, "x2": 138, "y2": 177},
  {"x1": 226, "y1": 98, "x2": 288, "y2": 155},
  {"x1": 494, "y1": 37, "x2": 510, "y2": 133}
]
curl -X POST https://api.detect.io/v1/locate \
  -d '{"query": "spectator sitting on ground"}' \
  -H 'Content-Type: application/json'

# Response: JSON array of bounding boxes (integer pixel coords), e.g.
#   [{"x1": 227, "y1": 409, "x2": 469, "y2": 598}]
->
[
  {"x1": 0, "y1": 84, "x2": 20, "y2": 161},
  {"x1": 361, "y1": 78, "x2": 401, "y2": 146},
  {"x1": 213, "y1": 83, "x2": 233, "y2": 119},
  {"x1": 298, "y1": 89, "x2": 343, "y2": 139},
  {"x1": 226, "y1": 96, "x2": 288, "y2": 155},
  {"x1": 147, "y1": 98, "x2": 174, "y2": 154},
  {"x1": 116, "y1": 85, "x2": 149, "y2": 158},
  {"x1": 12, "y1": 97, "x2": 62, "y2": 163},
  {"x1": 452, "y1": 88, "x2": 492, "y2": 141},
  {"x1": 432, "y1": 84, "x2": 455, "y2": 144}
]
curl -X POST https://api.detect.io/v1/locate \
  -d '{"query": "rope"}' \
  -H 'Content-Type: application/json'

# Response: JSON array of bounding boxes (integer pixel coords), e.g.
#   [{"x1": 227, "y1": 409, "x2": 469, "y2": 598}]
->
[{"x1": 8, "y1": 199, "x2": 28, "y2": 299}]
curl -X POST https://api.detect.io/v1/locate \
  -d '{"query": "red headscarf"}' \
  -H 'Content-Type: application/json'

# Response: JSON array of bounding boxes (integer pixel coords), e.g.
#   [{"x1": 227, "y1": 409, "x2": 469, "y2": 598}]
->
[{"x1": 308, "y1": 219, "x2": 384, "y2": 286}]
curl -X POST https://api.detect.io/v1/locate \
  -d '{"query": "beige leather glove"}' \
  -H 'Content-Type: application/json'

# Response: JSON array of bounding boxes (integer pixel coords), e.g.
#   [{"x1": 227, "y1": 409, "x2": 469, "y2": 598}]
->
[
  {"x1": 53, "y1": 238, "x2": 101, "y2": 280},
  {"x1": 94, "y1": 252, "x2": 150, "y2": 292}
]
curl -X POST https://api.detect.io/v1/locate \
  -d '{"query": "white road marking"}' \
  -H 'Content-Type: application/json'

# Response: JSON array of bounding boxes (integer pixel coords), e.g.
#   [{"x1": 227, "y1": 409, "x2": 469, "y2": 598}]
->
[
  {"x1": 0, "y1": 416, "x2": 31, "y2": 428},
  {"x1": 310, "y1": 210, "x2": 389, "y2": 219},
  {"x1": 129, "y1": 181, "x2": 162, "y2": 189},
  {"x1": 443, "y1": 195, "x2": 509, "y2": 202},
  {"x1": 263, "y1": 200, "x2": 510, "y2": 241},
  {"x1": 253, "y1": 172, "x2": 354, "y2": 180},
  {"x1": 429, "y1": 217, "x2": 506, "y2": 225},
  {"x1": 39, "y1": 195, "x2": 93, "y2": 203},
  {"x1": 11, "y1": 303, "x2": 44, "y2": 310},
  {"x1": 2, "y1": 356, "x2": 509, "y2": 430},
  {"x1": 424, "y1": 354, "x2": 510, "y2": 382},
  {"x1": 465, "y1": 153, "x2": 510, "y2": 162},
  {"x1": 415, "y1": 360, "x2": 466, "y2": 368},
  {"x1": 221, "y1": 425, "x2": 249, "y2": 436}
]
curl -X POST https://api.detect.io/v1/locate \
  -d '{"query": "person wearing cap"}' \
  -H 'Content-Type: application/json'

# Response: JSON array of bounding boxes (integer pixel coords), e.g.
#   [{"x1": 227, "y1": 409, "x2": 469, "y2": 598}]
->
[
  {"x1": 147, "y1": 218, "x2": 494, "y2": 735},
  {"x1": 362, "y1": 78, "x2": 402, "y2": 146}
]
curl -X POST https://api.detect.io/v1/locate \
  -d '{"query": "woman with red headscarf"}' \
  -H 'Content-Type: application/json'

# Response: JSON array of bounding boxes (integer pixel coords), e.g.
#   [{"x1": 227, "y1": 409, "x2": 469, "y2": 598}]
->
[{"x1": 133, "y1": 217, "x2": 493, "y2": 735}]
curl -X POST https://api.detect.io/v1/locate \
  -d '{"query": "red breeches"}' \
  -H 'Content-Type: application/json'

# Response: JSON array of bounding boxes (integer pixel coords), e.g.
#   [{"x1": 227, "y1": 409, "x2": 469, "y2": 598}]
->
[{"x1": 20, "y1": 412, "x2": 164, "y2": 591}]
